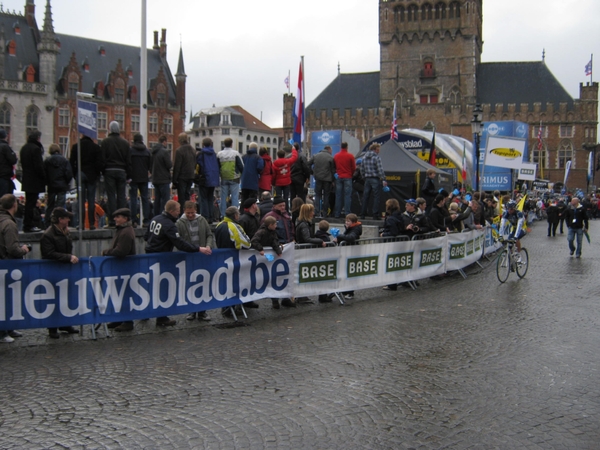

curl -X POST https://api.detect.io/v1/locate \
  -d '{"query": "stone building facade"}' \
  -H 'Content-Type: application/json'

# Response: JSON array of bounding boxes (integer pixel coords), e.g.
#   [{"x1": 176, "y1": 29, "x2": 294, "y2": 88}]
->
[{"x1": 283, "y1": 0, "x2": 599, "y2": 190}]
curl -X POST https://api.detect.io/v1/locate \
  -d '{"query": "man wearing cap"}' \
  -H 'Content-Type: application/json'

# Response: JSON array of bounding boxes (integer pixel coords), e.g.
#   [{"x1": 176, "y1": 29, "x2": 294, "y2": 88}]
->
[
  {"x1": 309, "y1": 145, "x2": 335, "y2": 217},
  {"x1": 238, "y1": 198, "x2": 260, "y2": 239},
  {"x1": 0, "y1": 194, "x2": 29, "y2": 342},
  {"x1": 101, "y1": 121, "x2": 132, "y2": 228},
  {"x1": 40, "y1": 207, "x2": 80, "y2": 339},
  {"x1": 0, "y1": 128, "x2": 17, "y2": 198},
  {"x1": 102, "y1": 208, "x2": 137, "y2": 331},
  {"x1": 145, "y1": 200, "x2": 203, "y2": 327},
  {"x1": 129, "y1": 133, "x2": 151, "y2": 228},
  {"x1": 19, "y1": 130, "x2": 46, "y2": 232}
]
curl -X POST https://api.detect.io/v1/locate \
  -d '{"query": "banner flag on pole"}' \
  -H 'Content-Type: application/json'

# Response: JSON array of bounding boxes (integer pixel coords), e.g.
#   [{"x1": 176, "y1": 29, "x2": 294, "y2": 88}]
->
[
  {"x1": 588, "y1": 151, "x2": 593, "y2": 183},
  {"x1": 428, "y1": 128, "x2": 436, "y2": 166},
  {"x1": 461, "y1": 142, "x2": 467, "y2": 183},
  {"x1": 585, "y1": 59, "x2": 593, "y2": 76},
  {"x1": 292, "y1": 59, "x2": 305, "y2": 146},
  {"x1": 284, "y1": 75, "x2": 290, "y2": 90},
  {"x1": 537, "y1": 121, "x2": 544, "y2": 179},
  {"x1": 390, "y1": 100, "x2": 398, "y2": 140}
]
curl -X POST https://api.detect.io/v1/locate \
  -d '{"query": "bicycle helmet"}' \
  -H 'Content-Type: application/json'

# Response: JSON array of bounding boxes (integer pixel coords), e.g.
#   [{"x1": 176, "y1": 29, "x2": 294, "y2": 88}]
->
[{"x1": 506, "y1": 200, "x2": 517, "y2": 210}]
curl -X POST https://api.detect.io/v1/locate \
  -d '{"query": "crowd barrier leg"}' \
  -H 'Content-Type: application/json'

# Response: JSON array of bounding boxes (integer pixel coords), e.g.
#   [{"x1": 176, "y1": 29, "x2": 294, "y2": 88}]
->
[
  {"x1": 227, "y1": 304, "x2": 247, "y2": 322},
  {"x1": 332, "y1": 292, "x2": 346, "y2": 305},
  {"x1": 80, "y1": 322, "x2": 110, "y2": 340}
]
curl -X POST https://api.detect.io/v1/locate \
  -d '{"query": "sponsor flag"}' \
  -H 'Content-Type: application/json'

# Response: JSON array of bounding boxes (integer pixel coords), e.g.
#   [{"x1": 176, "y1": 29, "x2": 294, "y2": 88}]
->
[
  {"x1": 585, "y1": 58, "x2": 593, "y2": 76},
  {"x1": 428, "y1": 128, "x2": 436, "y2": 166},
  {"x1": 516, "y1": 194, "x2": 527, "y2": 212},
  {"x1": 461, "y1": 142, "x2": 467, "y2": 183},
  {"x1": 537, "y1": 122, "x2": 544, "y2": 179},
  {"x1": 390, "y1": 100, "x2": 398, "y2": 140},
  {"x1": 588, "y1": 151, "x2": 593, "y2": 183},
  {"x1": 292, "y1": 59, "x2": 305, "y2": 145},
  {"x1": 563, "y1": 160, "x2": 572, "y2": 186}
]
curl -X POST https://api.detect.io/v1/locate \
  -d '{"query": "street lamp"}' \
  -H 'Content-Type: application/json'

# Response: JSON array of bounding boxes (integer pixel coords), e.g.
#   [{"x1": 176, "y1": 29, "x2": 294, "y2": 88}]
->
[{"x1": 471, "y1": 105, "x2": 483, "y2": 192}]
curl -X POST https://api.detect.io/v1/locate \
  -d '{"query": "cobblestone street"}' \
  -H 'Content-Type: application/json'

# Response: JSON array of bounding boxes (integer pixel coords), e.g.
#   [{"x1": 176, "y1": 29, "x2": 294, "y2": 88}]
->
[{"x1": 1, "y1": 221, "x2": 599, "y2": 449}]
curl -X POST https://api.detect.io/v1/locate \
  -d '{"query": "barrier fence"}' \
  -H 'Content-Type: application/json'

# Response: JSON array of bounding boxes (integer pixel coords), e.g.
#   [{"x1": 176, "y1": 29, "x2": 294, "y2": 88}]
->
[{"x1": 0, "y1": 228, "x2": 502, "y2": 330}]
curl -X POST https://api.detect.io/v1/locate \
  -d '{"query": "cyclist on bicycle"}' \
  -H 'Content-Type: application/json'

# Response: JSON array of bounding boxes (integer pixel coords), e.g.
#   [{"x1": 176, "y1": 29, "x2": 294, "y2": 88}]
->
[{"x1": 500, "y1": 200, "x2": 526, "y2": 253}]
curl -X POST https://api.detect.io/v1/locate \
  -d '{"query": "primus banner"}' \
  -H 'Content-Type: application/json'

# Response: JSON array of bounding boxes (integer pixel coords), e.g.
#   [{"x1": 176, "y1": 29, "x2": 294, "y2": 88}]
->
[{"x1": 0, "y1": 245, "x2": 294, "y2": 330}]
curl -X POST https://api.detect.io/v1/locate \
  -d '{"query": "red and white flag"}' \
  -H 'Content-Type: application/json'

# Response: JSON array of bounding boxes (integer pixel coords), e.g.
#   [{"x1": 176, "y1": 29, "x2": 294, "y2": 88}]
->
[{"x1": 292, "y1": 60, "x2": 304, "y2": 144}]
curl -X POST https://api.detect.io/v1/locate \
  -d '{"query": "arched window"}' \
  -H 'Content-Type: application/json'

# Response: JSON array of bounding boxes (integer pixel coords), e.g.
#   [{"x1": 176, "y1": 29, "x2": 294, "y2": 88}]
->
[
  {"x1": 149, "y1": 113, "x2": 158, "y2": 133},
  {"x1": 68, "y1": 72, "x2": 79, "y2": 98},
  {"x1": 532, "y1": 142, "x2": 547, "y2": 170},
  {"x1": 267, "y1": 137, "x2": 271, "y2": 144},
  {"x1": 435, "y1": 2, "x2": 446, "y2": 19},
  {"x1": 407, "y1": 4, "x2": 418, "y2": 21},
  {"x1": 423, "y1": 61, "x2": 434, "y2": 77},
  {"x1": 260, "y1": 136, "x2": 265, "y2": 143},
  {"x1": 449, "y1": 2, "x2": 461, "y2": 18},
  {"x1": 26, "y1": 105, "x2": 39, "y2": 137},
  {"x1": 449, "y1": 88, "x2": 461, "y2": 104},
  {"x1": 395, "y1": 6, "x2": 405, "y2": 23},
  {"x1": 558, "y1": 140, "x2": 573, "y2": 169},
  {"x1": 246, "y1": 135, "x2": 251, "y2": 141},
  {"x1": 422, "y1": 3, "x2": 433, "y2": 20},
  {"x1": 0, "y1": 103, "x2": 11, "y2": 138}
]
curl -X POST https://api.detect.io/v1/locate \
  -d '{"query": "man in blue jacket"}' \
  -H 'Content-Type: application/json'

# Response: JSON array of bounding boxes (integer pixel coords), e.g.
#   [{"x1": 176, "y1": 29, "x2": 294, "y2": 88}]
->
[{"x1": 240, "y1": 142, "x2": 264, "y2": 204}]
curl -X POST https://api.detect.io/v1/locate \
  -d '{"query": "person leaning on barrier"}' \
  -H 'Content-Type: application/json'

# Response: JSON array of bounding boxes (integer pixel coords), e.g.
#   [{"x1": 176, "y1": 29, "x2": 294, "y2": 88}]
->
[
  {"x1": 295, "y1": 204, "x2": 326, "y2": 247},
  {"x1": 40, "y1": 207, "x2": 80, "y2": 339},
  {"x1": 176, "y1": 200, "x2": 214, "y2": 321},
  {"x1": 333, "y1": 213, "x2": 362, "y2": 300},
  {"x1": 380, "y1": 198, "x2": 405, "y2": 237},
  {"x1": 238, "y1": 198, "x2": 260, "y2": 239},
  {"x1": 258, "y1": 191, "x2": 273, "y2": 221},
  {"x1": 102, "y1": 208, "x2": 136, "y2": 332},
  {"x1": 0, "y1": 194, "x2": 29, "y2": 342},
  {"x1": 145, "y1": 200, "x2": 203, "y2": 327},
  {"x1": 251, "y1": 215, "x2": 282, "y2": 256}
]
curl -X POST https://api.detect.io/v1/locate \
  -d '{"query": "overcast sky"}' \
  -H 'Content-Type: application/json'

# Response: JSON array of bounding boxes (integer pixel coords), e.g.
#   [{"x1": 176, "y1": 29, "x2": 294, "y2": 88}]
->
[{"x1": 10, "y1": 0, "x2": 600, "y2": 129}]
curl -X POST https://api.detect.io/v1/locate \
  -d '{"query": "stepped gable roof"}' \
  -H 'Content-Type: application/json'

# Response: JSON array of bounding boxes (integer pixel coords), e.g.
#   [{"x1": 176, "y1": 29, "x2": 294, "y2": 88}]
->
[
  {"x1": 477, "y1": 61, "x2": 574, "y2": 111},
  {"x1": 56, "y1": 33, "x2": 177, "y2": 103},
  {"x1": 307, "y1": 72, "x2": 380, "y2": 115},
  {"x1": 0, "y1": 11, "x2": 39, "y2": 81},
  {"x1": 230, "y1": 105, "x2": 274, "y2": 133}
]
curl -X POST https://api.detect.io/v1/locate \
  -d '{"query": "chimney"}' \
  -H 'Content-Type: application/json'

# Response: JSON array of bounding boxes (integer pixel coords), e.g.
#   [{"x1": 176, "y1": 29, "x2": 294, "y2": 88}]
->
[
  {"x1": 153, "y1": 31, "x2": 159, "y2": 49},
  {"x1": 160, "y1": 28, "x2": 167, "y2": 60},
  {"x1": 25, "y1": 0, "x2": 35, "y2": 27}
]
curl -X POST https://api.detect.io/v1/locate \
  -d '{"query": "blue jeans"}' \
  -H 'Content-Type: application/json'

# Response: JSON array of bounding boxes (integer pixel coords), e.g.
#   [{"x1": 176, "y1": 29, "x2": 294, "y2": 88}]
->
[
  {"x1": 314, "y1": 179, "x2": 332, "y2": 217},
  {"x1": 130, "y1": 181, "x2": 151, "y2": 225},
  {"x1": 45, "y1": 191, "x2": 66, "y2": 228},
  {"x1": 104, "y1": 169, "x2": 127, "y2": 225},
  {"x1": 361, "y1": 177, "x2": 381, "y2": 218},
  {"x1": 567, "y1": 228, "x2": 583, "y2": 256},
  {"x1": 220, "y1": 180, "x2": 240, "y2": 218},
  {"x1": 153, "y1": 183, "x2": 171, "y2": 217},
  {"x1": 334, "y1": 178, "x2": 352, "y2": 217}
]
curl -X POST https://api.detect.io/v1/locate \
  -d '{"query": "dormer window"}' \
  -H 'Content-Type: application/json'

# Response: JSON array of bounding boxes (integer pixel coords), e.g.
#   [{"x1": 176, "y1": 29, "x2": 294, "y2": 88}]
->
[
  {"x1": 222, "y1": 114, "x2": 230, "y2": 126},
  {"x1": 13, "y1": 22, "x2": 20, "y2": 35},
  {"x1": 7, "y1": 40, "x2": 16, "y2": 56},
  {"x1": 423, "y1": 61, "x2": 434, "y2": 78},
  {"x1": 98, "y1": 46, "x2": 105, "y2": 56}
]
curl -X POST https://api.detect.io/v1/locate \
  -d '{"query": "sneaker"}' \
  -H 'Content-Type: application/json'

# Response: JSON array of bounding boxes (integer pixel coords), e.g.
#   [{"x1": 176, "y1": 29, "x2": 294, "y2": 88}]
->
[
  {"x1": 186, "y1": 313, "x2": 197, "y2": 321},
  {"x1": 382, "y1": 285, "x2": 397, "y2": 291},
  {"x1": 198, "y1": 311, "x2": 211, "y2": 321},
  {"x1": 0, "y1": 336, "x2": 14, "y2": 343},
  {"x1": 58, "y1": 326, "x2": 79, "y2": 334},
  {"x1": 48, "y1": 331, "x2": 60, "y2": 339},
  {"x1": 114, "y1": 322, "x2": 134, "y2": 332},
  {"x1": 570, "y1": 250, "x2": 575, "y2": 256},
  {"x1": 295, "y1": 296, "x2": 313, "y2": 304},
  {"x1": 281, "y1": 298, "x2": 296, "y2": 308},
  {"x1": 156, "y1": 317, "x2": 176, "y2": 327},
  {"x1": 8, "y1": 330, "x2": 22, "y2": 338},
  {"x1": 344, "y1": 293, "x2": 354, "y2": 300},
  {"x1": 107, "y1": 322, "x2": 122, "y2": 329},
  {"x1": 576, "y1": 254, "x2": 581, "y2": 258}
]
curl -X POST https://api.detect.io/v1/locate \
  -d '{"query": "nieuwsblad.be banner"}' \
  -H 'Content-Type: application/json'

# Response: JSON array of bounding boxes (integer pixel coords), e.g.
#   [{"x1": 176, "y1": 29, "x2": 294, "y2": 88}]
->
[{"x1": 0, "y1": 245, "x2": 295, "y2": 330}]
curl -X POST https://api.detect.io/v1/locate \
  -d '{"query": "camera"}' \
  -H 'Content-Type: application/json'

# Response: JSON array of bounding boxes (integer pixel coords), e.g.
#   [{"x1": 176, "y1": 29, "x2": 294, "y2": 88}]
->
[{"x1": 25, "y1": 244, "x2": 32, "y2": 252}]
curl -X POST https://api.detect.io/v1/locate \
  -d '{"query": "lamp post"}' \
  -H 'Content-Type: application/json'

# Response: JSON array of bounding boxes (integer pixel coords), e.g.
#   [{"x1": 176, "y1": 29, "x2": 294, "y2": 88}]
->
[{"x1": 471, "y1": 105, "x2": 483, "y2": 192}]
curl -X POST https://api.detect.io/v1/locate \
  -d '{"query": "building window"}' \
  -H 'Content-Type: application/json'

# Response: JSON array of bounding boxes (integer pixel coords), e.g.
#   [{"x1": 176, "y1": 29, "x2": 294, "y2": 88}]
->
[
  {"x1": 423, "y1": 61, "x2": 434, "y2": 77},
  {"x1": 558, "y1": 141, "x2": 573, "y2": 169},
  {"x1": 157, "y1": 92, "x2": 166, "y2": 107},
  {"x1": 449, "y1": 1, "x2": 461, "y2": 18},
  {"x1": 260, "y1": 136, "x2": 265, "y2": 143},
  {"x1": 68, "y1": 82, "x2": 78, "y2": 98},
  {"x1": 97, "y1": 111, "x2": 107, "y2": 130},
  {"x1": 222, "y1": 128, "x2": 230, "y2": 135},
  {"x1": 59, "y1": 136, "x2": 69, "y2": 153},
  {"x1": 407, "y1": 4, "x2": 418, "y2": 21},
  {"x1": 435, "y1": 2, "x2": 446, "y2": 19},
  {"x1": 163, "y1": 115, "x2": 173, "y2": 134},
  {"x1": 246, "y1": 135, "x2": 251, "y2": 141},
  {"x1": 148, "y1": 141, "x2": 157, "y2": 149},
  {"x1": 532, "y1": 144, "x2": 547, "y2": 169},
  {"x1": 222, "y1": 115, "x2": 230, "y2": 125},
  {"x1": 115, "y1": 114, "x2": 124, "y2": 130},
  {"x1": 559, "y1": 125, "x2": 574, "y2": 138},
  {"x1": 114, "y1": 88, "x2": 125, "y2": 103},
  {"x1": 239, "y1": 129, "x2": 243, "y2": 136},
  {"x1": 532, "y1": 125, "x2": 547, "y2": 139},
  {"x1": 422, "y1": 3, "x2": 433, "y2": 20},
  {"x1": 131, "y1": 114, "x2": 140, "y2": 132},
  {"x1": 149, "y1": 114, "x2": 158, "y2": 133},
  {"x1": 58, "y1": 107, "x2": 70, "y2": 127},
  {"x1": 0, "y1": 103, "x2": 10, "y2": 138},
  {"x1": 419, "y1": 94, "x2": 438, "y2": 104},
  {"x1": 26, "y1": 106, "x2": 39, "y2": 137}
]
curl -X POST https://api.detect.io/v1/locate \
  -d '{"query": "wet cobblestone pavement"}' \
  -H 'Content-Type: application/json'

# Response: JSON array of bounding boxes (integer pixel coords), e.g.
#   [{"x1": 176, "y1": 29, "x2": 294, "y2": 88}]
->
[{"x1": 1, "y1": 221, "x2": 599, "y2": 449}]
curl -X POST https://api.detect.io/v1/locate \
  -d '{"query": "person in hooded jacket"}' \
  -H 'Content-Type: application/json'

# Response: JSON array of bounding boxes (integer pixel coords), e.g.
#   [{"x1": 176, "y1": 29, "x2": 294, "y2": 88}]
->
[
  {"x1": 240, "y1": 142, "x2": 264, "y2": 204},
  {"x1": 258, "y1": 147, "x2": 273, "y2": 193},
  {"x1": 195, "y1": 137, "x2": 220, "y2": 223},
  {"x1": 129, "y1": 133, "x2": 151, "y2": 227},
  {"x1": 19, "y1": 130, "x2": 46, "y2": 232},
  {"x1": 101, "y1": 121, "x2": 132, "y2": 228},
  {"x1": 380, "y1": 198, "x2": 405, "y2": 237},
  {"x1": 44, "y1": 144, "x2": 73, "y2": 229},
  {"x1": 70, "y1": 134, "x2": 102, "y2": 230}
]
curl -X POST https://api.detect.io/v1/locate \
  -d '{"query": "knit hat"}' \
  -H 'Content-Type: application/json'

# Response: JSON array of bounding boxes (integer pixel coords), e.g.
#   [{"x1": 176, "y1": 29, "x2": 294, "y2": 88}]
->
[
  {"x1": 242, "y1": 198, "x2": 257, "y2": 209},
  {"x1": 109, "y1": 121, "x2": 120, "y2": 134}
]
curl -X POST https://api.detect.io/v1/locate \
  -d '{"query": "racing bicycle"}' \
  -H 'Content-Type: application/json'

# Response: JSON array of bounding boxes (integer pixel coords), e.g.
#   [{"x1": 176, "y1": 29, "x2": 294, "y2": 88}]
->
[{"x1": 496, "y1": 238, "x2": 529, "y2": 283}]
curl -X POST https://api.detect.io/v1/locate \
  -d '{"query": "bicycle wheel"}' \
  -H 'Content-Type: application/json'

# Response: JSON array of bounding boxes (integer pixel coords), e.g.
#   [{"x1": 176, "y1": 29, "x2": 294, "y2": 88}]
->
[
  {"x1": 516, "y1": 248, "x2": 529, "y2": 278},
  {"x1": 496, "y1": 249, "x2": 511, "y2": 283}
]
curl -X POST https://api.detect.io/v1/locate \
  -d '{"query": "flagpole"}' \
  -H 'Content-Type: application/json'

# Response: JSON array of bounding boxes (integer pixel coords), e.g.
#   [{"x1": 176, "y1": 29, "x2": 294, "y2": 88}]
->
[
  {"x1": 301, "y1": 56, "x2": 305, "y2": 151},
  {"x1": 591, "y1": 54, "x2": 594, "y2": 84},
  {"x1": 288, "y1": 70, "x2": 291, "y2": 95}
]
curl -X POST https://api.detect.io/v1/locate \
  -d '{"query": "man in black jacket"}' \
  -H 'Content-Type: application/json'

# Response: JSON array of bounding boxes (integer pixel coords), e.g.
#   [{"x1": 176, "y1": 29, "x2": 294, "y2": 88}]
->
[
  {"x1": 44, "y1": 144, "x2": 73, "y2": 229},
  {"x1": 100, "y1": 121, "x2": 132, "y2": 228},
  {"x1": 0, "y1": 128, "x2": 17, "y2": 198},
  {"x1": 70, "y1": 134, "x2": 102, "y2": 230},
  {"x1": 150, "y1": 135, "x2": 172, "y2": 217},
  {"x1": 565, "y1": 197, "x2": 589, "y2": 258},
  {"x1": 145, "y1": 200, "x2": 201, "y2": 326},
  {"x1": 19, "y1": 130, "x2": 46, "y2": 232},
  {"x1": 421, "y1": 169, "x2": 437, "y2": 214},
  {"x1": 129, "y1": 133, "x2": 151, "y2": 227}
]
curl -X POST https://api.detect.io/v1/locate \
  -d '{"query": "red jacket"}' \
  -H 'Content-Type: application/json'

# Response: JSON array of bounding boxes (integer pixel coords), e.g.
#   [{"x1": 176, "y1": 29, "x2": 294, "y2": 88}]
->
[
  {"x1": 258, "y1": 153, "x2": 273, "y2": 191},
  {"x1": 334, "y1": 148, "x2": 356, "y2": 179},
  {"x1": 272, "y1": 148, "x2": 298, "y2": 187}
]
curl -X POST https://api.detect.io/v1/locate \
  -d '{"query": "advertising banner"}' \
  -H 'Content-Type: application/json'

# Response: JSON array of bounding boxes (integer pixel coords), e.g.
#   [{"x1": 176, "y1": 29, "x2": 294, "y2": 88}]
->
[
  {"x1": 446, "y1": 230, "x2": 485, "y2": 271},
  {"x1": 77, "y1": 99, "x2": 98, "y2": 140},
  {"x1": 484, "y1": 136, "x2": 527, "y2": 170},
  {"x1": 517, "y1": 163, "x2": 537, "y2": 181}
]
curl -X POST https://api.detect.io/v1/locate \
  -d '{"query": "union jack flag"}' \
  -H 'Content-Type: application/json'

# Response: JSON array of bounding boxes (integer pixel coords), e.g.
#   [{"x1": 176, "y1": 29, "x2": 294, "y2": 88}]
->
[
  {"x1": 390, "y1": 100, "x2": 398, "y2": 140},
  {"x1": 537, "y1": 122, "x2": 543, "y2": 150}
]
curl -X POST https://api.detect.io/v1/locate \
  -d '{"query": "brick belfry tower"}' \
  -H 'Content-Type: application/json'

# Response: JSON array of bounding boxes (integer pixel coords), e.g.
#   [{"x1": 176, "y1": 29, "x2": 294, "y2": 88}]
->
[{"x1": 379, "y1": 0, "x2": 482, "y2": 113}]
